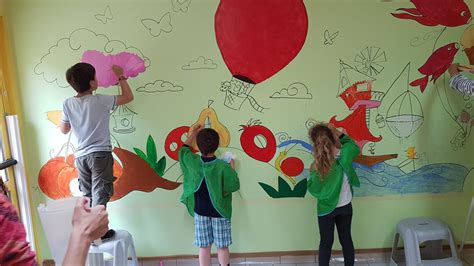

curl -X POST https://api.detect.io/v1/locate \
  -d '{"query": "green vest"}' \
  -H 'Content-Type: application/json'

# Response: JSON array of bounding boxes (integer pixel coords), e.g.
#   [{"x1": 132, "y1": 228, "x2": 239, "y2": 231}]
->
[
  {"x1": 179, "y1": 146, "x2": 240, "y2": 219},
  {"x1": 307, "y1": 135, "x2": 361, "y2": 215}
]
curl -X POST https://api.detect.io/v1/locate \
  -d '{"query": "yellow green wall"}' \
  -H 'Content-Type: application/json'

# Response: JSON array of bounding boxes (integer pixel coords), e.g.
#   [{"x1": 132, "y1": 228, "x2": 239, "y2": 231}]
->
[{"x1": 5, "y1": 0, "x2": 474, "y2": 259}]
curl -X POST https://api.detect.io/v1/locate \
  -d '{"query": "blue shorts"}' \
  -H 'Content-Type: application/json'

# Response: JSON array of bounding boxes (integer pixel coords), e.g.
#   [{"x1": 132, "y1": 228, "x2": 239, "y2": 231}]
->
[{"x1": 194, "y1": 213, "x2": 232, "y2": 248}]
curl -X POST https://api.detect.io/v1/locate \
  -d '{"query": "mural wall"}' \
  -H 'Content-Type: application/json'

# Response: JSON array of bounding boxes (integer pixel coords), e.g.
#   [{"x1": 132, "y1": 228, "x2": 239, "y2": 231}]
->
[{"x1": 4, "y1": 0, "x2": 474, "y2": 258}]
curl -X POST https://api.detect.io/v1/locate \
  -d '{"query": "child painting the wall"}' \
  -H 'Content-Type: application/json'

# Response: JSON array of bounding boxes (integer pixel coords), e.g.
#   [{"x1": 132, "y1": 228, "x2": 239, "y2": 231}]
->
[
  {"x1": 60, "y1": 62, "x2": 134, "y2": 240},
  {"x1": 179, "y1": 125, "x2": 240, "y2": 266},
  {"x1": 307, "y1": 123, "x2": 361, "y2": 266}
]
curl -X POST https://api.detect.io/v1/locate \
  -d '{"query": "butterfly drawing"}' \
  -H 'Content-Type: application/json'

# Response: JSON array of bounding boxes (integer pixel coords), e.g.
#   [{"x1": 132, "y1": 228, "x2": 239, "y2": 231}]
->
[
  {"x1": 171, "y1": 0, "x2": 191, "y2": 13},
  {"x1": 95, "y1": 6, "x2": 113, "y2": 24},
  {"x1": 141, "y1": 12, "x2": 173, "y2": 37},
  {"x1": 323, "y1": 30, "x2": 339, "y2": 45}
]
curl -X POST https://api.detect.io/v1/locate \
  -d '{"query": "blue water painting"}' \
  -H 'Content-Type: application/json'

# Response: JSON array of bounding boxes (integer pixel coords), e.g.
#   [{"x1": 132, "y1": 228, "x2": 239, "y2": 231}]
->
[
  {"x1": 353, "y1": 162, "x2": 470, "y2": 196},
  {"x1": 276, "y1": 139, "x2": 471, "y2": 197}
]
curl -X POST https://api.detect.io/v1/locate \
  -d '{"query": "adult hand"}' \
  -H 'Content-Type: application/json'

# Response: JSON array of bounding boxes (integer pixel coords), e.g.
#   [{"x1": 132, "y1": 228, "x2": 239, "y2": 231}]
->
[
  {"x1": 448, "y1": 63, "x2": 460, "y2": 77},
  {"x1": 71, "y1": 197, "x2": 109, "y2": 242},
  {"x1": 63, "y1": 198, "x2": 109, "y2": 265}
]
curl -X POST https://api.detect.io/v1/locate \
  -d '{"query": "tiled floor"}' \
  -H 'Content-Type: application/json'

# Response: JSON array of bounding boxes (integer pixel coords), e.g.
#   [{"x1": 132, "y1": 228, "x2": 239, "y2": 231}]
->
[
  {"x1": 463, "y1": 250, "x2": 474, "y2": 266},
  {"x1": 44, "y1": 248, "x2": 474, "y2": 265},
  {"x1": 134, "y1": 248, "x2": 474, "y2": 266}
]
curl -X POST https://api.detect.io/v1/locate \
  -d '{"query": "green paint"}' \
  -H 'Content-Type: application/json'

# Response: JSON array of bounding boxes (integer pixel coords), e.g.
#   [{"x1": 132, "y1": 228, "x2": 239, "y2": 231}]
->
[
  {"x1": 155, "y1": 156, "x2": 167, "y2": 177},
  {"x1": 259, "y1": 177, "x2": 307, "y2": 198},
  {"x1": 134, "y1": 135, "x2": 167, "y2": 176},
  {"x1": 146, "y1": 135, "x2": 157, "y2": 164},
  {"x1": 133, "y1": 147, "x2": 147, "y2": 163}
]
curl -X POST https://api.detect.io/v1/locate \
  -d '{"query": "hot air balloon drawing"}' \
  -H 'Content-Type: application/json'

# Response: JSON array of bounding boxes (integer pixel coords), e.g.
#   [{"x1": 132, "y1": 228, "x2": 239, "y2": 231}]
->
[{"x1": 215, "y1": 0, "x2": 308, "y2": 112}]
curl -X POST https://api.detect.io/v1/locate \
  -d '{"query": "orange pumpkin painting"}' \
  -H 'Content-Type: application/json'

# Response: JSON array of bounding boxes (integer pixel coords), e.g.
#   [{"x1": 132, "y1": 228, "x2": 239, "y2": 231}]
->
[
  {"x1": 38, "y1": 155, "x2": 79, "y2": 199},
  {"x1": 38, "y1": 147, "x2": 181, "y2": 201}
]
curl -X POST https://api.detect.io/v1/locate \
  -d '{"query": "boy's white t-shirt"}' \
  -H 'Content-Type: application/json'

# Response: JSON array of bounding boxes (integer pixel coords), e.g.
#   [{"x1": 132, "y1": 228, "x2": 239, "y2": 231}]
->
[{"x1": 62, "y1": 94, "x2": 116, "y2": 158}]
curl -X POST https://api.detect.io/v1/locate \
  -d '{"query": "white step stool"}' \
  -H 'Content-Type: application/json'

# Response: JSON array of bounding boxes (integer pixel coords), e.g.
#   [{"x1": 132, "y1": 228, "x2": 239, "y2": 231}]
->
[
  {"x1": 37, "y1": 197, "x2": 78, "y2": 265},
  {"x1": 390, "y1": 217, "x2": 462, "y2": 266},
  {"x1": 88, "y1": 230, "x2": 139, "y2": 266}
]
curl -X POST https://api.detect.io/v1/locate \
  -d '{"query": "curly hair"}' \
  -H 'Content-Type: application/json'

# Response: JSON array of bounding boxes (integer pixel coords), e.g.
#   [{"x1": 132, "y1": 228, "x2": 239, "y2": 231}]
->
[{"x1": 309, "y1": 123, "x2": 336, "y2": 179}]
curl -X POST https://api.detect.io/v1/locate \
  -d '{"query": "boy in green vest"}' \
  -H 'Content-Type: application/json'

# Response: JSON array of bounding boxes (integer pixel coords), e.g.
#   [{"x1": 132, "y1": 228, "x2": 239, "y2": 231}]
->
[{"x1": 179, "y1": 125, "x2": 240, "y2": 266}]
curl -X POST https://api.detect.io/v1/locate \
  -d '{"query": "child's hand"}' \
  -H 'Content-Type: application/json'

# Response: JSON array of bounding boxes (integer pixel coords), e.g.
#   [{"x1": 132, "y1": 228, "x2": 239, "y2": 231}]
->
[
  {"x1": 184, "y1": 124, "x2": 202, "y2": 146},
  {"x1": 229, "y1": 159, "x2": 235, "y2": 169},
  {"x1": 328, "y1": 123, "x2": 342, "y2": 138},
  {"x1": 189, "y1": 124, "x2": 202, "y2": 137},
  {"x1": 334, "y1": 139, "x2": 342, "y2": 149},
  {"x1": 112, "y1": 65, "x2": 124, "y2": 78}
]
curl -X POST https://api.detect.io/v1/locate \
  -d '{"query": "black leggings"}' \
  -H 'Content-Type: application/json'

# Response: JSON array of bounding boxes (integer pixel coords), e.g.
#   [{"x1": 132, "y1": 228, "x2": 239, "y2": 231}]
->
[{"x1": 317, "y1": 203, "x2": 354, "y2": 266}]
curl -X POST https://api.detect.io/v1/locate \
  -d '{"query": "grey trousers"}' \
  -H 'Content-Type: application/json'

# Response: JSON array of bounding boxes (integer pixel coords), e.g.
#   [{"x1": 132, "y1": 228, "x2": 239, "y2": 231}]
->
[{"x1": 75, "y1": 151, "x2": 114, "y2": 207}]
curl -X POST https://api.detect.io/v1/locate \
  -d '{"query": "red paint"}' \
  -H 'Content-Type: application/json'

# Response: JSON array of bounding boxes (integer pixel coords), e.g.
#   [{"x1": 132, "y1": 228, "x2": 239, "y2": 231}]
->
[
  {"x1": 330, "y1": 107, "x2": 382, "y2": 150},
  {"x1": 339, "y1": 81, "x2": 373, "y2": 110},
  {"x1": 215, "y1": 0, "x2": 308, "y2": 84},
  {"x1": 410, "y1": 43, "x2": 459, "y2": 92},
  {"x1": 164, "y1": 126, "x2": 197, "y2": 161},
  {"x1": 240, "y1": 124, "x2": 276, "y2": 162},
  {"x1": 280, "y1": 157, "x2": 304, "y2": 177},
  {"x1": 391, "y1": 0, "x2": 471, "y2": 27},
  {"x1": 331, "y1": 79, "x2": 382, "y2": 150}
]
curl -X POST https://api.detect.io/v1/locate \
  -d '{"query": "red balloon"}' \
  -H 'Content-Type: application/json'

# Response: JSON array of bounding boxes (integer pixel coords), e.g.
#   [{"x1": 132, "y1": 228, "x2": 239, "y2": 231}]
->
[
  {"x1": 281, "y1": 157, "x2": 305, "y2": 177},
  {"x1": 215, "y1": 0, "x2": 308, "y2": 84}
]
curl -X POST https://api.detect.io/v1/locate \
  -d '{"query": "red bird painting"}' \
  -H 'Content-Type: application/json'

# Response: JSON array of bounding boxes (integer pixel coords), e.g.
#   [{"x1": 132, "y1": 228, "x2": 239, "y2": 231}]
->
[
  {"x1": 391, "y1": 0, "x2": 471, "y2": 27},
  {"x1": 410, "y1": 43, "x2": 459, "y2": 93}
]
